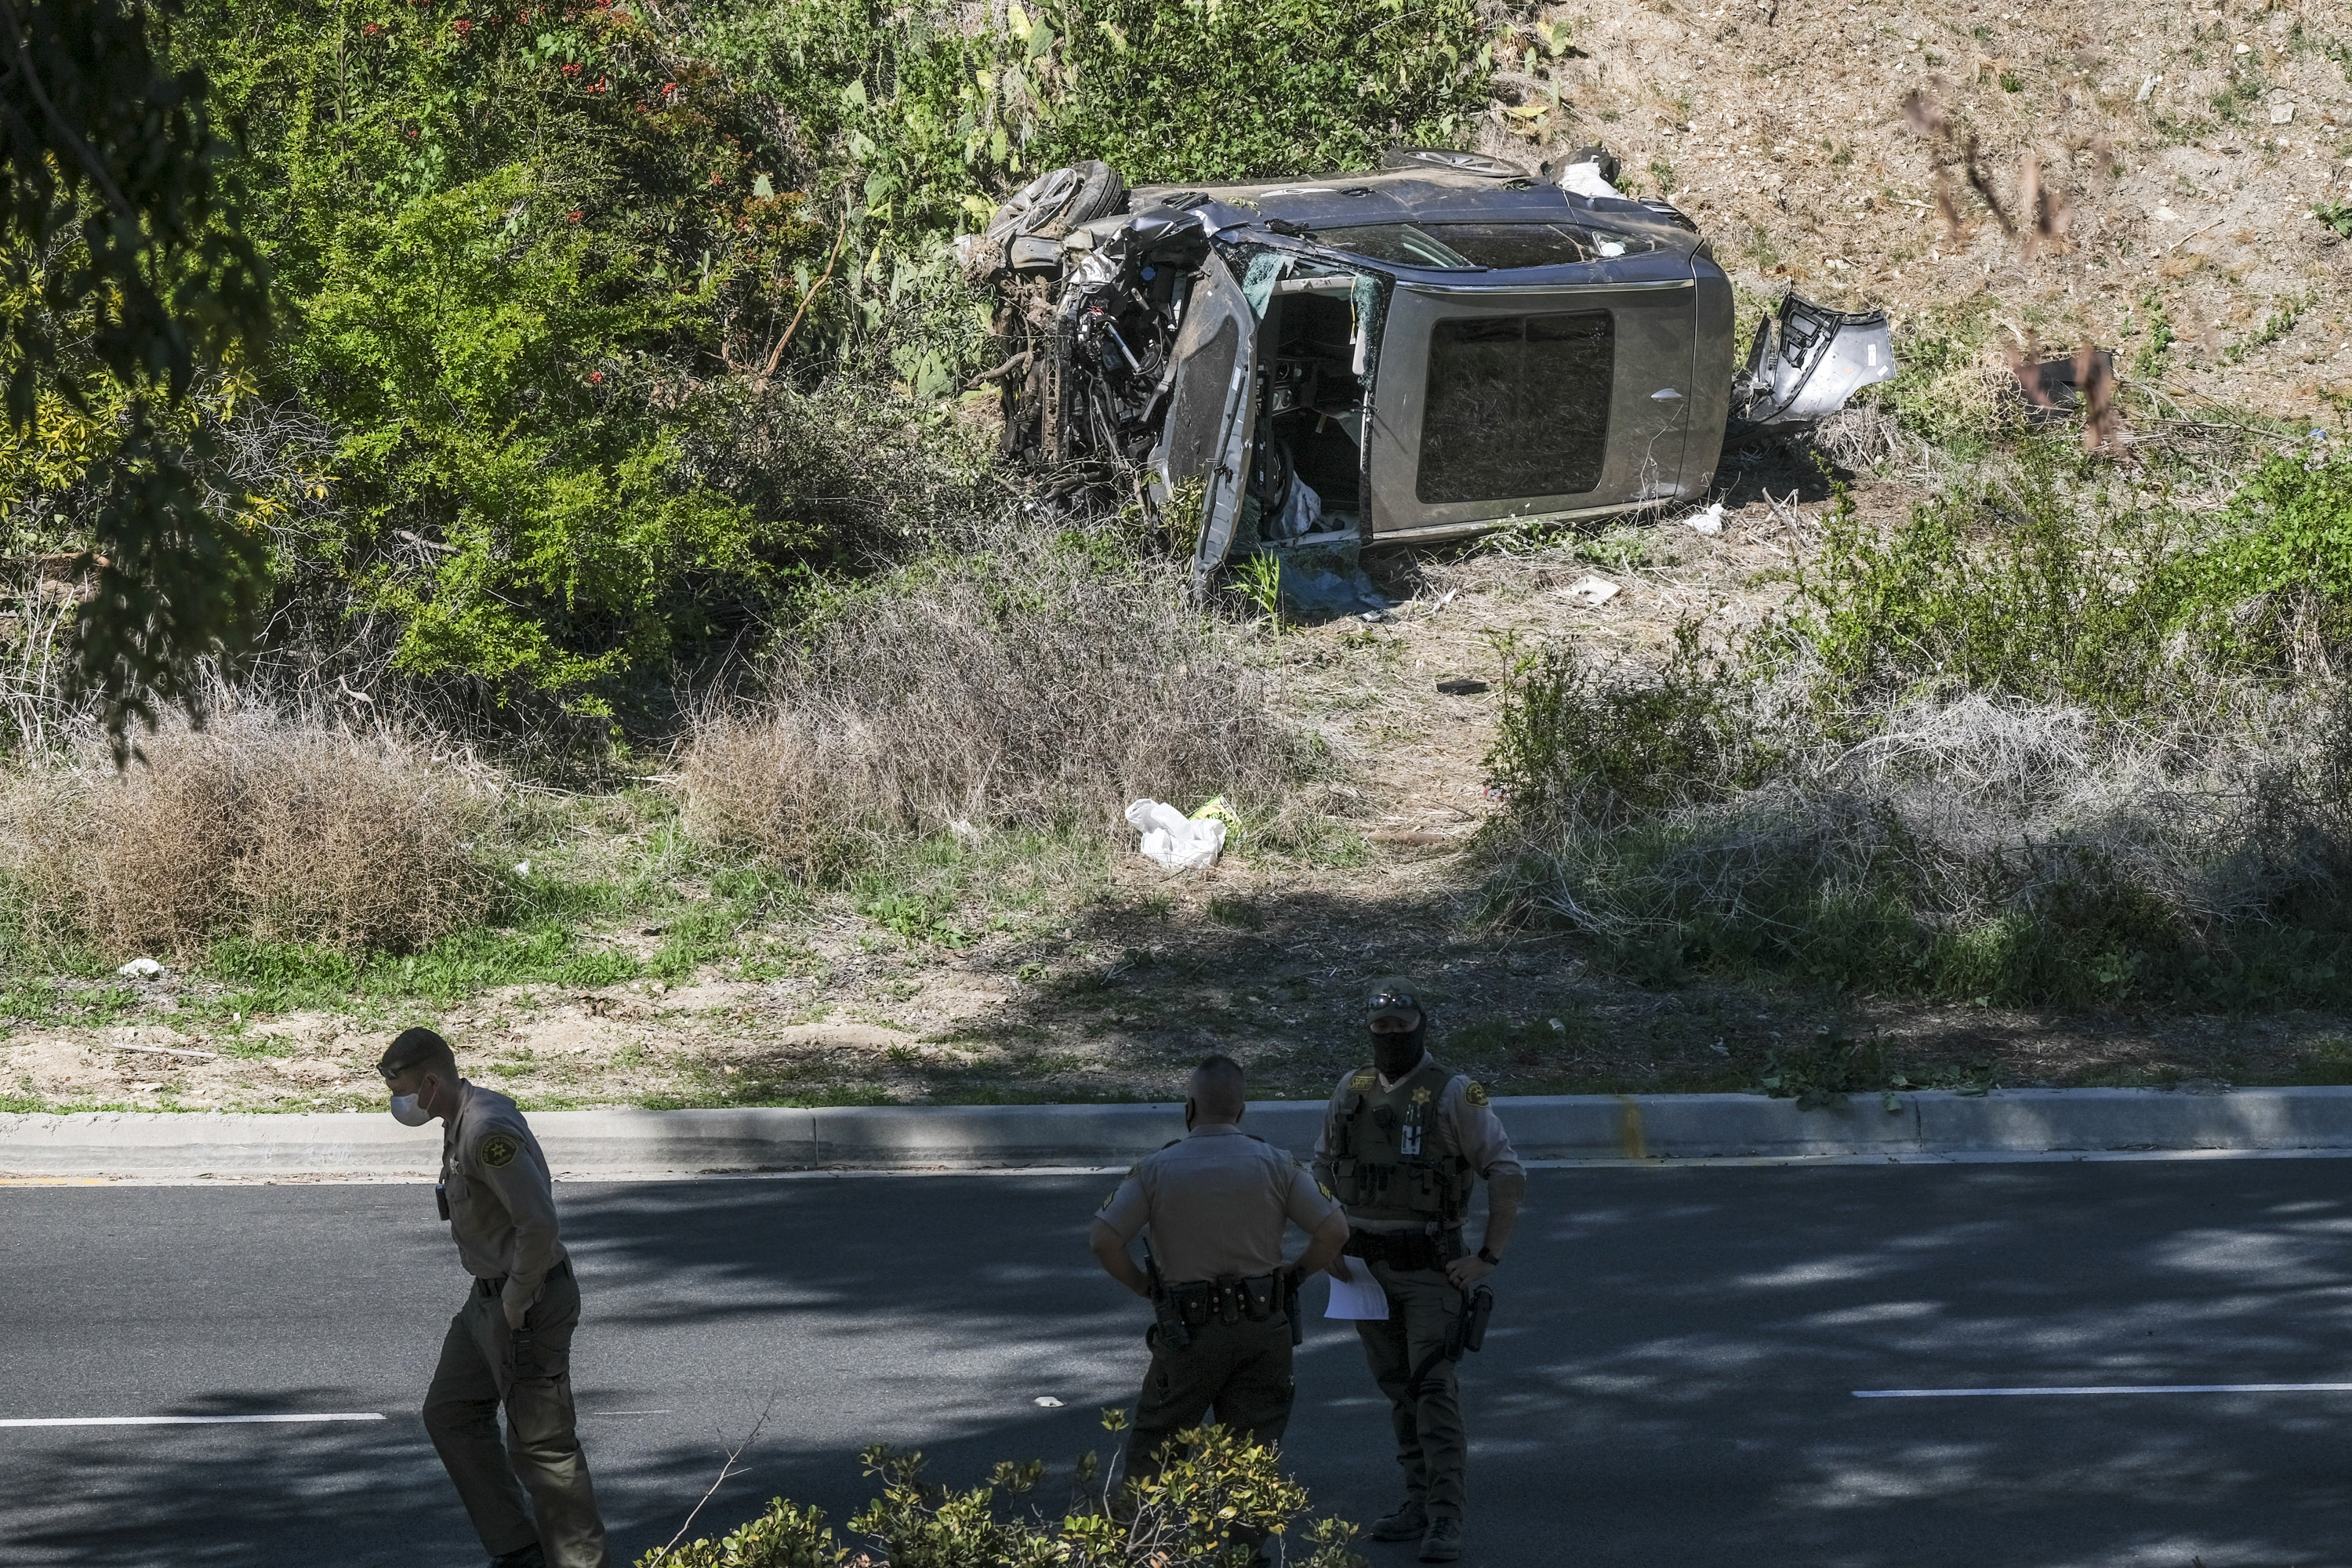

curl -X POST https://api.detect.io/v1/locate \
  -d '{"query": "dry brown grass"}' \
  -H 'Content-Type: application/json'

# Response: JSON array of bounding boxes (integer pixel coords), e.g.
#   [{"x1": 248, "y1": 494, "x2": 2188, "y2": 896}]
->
[
  {"x1": 681, "y1": 527, "x2": 1301, "y2": 877},
  {"x1": 0, "y1": 710, "x2": 500, "y2": 956}
]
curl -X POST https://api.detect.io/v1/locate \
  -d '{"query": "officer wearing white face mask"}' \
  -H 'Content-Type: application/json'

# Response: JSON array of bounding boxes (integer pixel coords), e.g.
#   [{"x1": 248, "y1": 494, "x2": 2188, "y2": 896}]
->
[{"x1": 379, "y1": 1027, "x2": 610, "y2": 1568}]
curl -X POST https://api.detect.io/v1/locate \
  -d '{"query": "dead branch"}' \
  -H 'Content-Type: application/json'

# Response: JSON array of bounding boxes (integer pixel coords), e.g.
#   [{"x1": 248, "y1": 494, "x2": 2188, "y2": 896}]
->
[{"x1": 655, "y1": 1392, "x2": 779, "y2": 1559}]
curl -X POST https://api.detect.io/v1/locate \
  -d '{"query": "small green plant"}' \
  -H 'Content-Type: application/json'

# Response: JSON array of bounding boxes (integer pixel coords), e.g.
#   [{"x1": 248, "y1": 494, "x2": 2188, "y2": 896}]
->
[
  {"x1": 1234, "y1": 553, "x2": 1284, "y2": 626},
  {"x1": 2133, "y1": 291, "x2": 2177, "y2": 379},
  {"x1": 2316, "y1": 200, "x2": 2352, "y2": 240},
  {"x1": 1758, "y1": 1029, "x2": 1890, "y2": 1109},
  {"x1": 1207, "y1": 894, "x2": 1264, "y2": 929},
  {"x1": 1573, "y1": 523, "x2": 1653, "y2": 574},
  {"x1": 855, "y1": 885, "x2": 975, "y2": 949},
  {"x1": 1999, "y1": 70, "x2": 2024, "y2": 93},
  {"x1": 2227, "y1": 290, "x2": 2314, "y2": 362}
]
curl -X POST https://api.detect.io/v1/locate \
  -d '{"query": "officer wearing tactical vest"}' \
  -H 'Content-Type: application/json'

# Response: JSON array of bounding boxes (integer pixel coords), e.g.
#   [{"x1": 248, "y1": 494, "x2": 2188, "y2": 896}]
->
[
  {"x1": 1314, "y1": 978, "x2": 1524, "y2": 1565},
  {"x1": 1090, "y1": 1054, "x2": 1352, "y2": 1494},
  {"x1": 379, "y1": 1027, "x2": 612, "y2": 1568}
]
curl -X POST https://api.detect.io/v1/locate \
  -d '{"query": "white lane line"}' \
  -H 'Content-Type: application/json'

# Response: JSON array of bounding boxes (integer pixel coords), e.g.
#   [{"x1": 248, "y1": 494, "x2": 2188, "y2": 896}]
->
[
  {"x1": 1856, "y1": 1384, "x2": 2352, "y2": 1399},
  {"x1": 0, "y1": 1414, "x2": 388, "y2": 1428}
]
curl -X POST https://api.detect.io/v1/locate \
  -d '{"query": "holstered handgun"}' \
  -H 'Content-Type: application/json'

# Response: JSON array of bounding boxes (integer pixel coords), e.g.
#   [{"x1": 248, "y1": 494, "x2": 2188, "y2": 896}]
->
[
  {"x1": 1142, "y1": 1236, "x2": 1191, "y2": 1351},
  {"x1": 1445, "y1": 1283, "x2": 1495, "y2": 1360},
  {"x1": 1283, "y1": 1268, "x2": 1302, "y2": 1346}
]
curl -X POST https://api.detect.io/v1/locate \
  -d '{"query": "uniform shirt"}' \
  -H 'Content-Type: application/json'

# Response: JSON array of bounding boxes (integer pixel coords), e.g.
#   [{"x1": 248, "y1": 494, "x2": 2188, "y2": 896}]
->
[
  {"x1": 441, "y1": 1080, "x2": 568, "y2": 1290},
  {"x1": 1095, "y1": 1123, "x2": 1341, "y2": 1285},
  {"x1": 1312, "y1": 1066, "x2": 1526, "y2": 1234}
]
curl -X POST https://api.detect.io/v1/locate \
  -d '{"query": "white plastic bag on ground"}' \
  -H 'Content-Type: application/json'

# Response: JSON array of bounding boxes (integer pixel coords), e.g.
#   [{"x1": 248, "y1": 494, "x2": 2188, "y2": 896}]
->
[
  {"x1": 1124, "y1": 798, "x2": 1227, "y2": 871},
  {"x1": 1682, "y1": 502, "x2": 1726, "y2": 536}
]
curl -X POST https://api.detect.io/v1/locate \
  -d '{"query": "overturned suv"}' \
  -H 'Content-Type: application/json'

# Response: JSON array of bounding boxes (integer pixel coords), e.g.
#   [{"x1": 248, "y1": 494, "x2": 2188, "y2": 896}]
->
[{"x1": 957, "y1": 148, "x2": 1896, "y2": 588}]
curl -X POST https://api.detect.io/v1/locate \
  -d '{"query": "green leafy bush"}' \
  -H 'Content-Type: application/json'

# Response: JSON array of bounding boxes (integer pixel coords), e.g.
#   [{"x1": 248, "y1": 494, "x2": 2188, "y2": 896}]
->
[
  {"x1": 1485, "y1": 621, "x2": 1757, "y2": 826},
  {"x1": 638, "y1": 1421, "x2": 1366, "y2": 1568},
  {"x1": 1040, "y1": 0, "x2": 1486, "y2": 182}
]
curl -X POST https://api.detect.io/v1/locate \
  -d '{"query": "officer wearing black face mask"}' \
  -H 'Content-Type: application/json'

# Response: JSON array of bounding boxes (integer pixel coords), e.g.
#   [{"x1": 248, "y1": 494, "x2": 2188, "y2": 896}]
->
[{"x1": 1312, "y1": 978, "x2": 1524, "y2": 1565}]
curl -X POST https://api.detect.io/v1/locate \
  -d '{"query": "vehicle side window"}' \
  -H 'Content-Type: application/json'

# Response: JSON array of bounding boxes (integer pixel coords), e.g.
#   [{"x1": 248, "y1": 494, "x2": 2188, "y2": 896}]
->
[
  {"x1": 1416, "y1": 310, "x2": 1613, "y2": 504},
  {"x1": 1163, "y1": 314, "x2": 1240, "y2": 485}
]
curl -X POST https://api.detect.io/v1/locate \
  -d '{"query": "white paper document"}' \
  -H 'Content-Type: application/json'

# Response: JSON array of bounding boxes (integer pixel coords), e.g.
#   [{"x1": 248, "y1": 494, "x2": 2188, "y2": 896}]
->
[{"x1": 1324, "y1": 1268, "x2": 1390, "y2": 1320}]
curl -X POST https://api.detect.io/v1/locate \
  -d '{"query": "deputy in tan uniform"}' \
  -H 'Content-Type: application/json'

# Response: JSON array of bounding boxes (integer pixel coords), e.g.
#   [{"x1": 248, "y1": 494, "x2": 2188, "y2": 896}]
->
[
  {"x1": 1090, "y1": 1054, "x2": 1350, "y2": 1489},
  {"x1": 1314, "y1": 978, "x2": 1524, "y2": 1565},
  {"x1": 379, "y1": 1026, "x2": 612, "y2": 1568}
]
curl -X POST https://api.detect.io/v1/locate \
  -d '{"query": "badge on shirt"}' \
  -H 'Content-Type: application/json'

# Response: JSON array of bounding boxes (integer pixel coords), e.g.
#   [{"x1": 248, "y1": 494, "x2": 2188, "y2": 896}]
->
[
  {"x1": 480, "y1": 1134, "x2": 518, "y2": 1169},
  {"x1": 1351, "y1": 1072, "x2": 1377, "y2": 1091},
  {"x1": 1410, "y1": 1086, "x2": 1432, "y2": 1106},
  {"x1": 1464, "y1": 1081, "x2": 1490, "y2": 1108}
]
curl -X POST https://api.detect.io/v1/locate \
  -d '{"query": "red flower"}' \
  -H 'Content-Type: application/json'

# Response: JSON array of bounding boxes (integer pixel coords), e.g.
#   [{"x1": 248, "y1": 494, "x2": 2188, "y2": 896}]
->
[
  {"x1": 560, "y1": 61, "x2": 580, "y2": 74},
  {"x1": 453, "y1": 17, "x2": 472, "y2": 32},
  {"x1": 709, "y1": 172, "x2": 723, "y2": 186},
  {"x1": 566, "y1": 209, "x2": 583, "y2": 222},
  {"x1": 361, "y1": 20, "x2": 378, "y2": 31},
  {"x1": 660, "y1": 81, "x2": 677, "y2": 96},
  {"x1": 587, "y1": 372, "x2": 604, "y2": 385}
]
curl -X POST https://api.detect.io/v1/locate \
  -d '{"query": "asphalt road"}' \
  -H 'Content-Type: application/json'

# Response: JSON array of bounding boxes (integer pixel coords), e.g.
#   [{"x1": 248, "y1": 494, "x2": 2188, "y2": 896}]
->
[{"x1": 9, "y1": 1158, "x2": 2352, "y2": 1567}]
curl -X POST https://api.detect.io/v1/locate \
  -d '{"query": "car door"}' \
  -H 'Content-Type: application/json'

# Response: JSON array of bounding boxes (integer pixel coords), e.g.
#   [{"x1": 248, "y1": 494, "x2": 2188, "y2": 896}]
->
[{"x1": 1148, "y1": 251, "x2": 1261, "y2": 591}]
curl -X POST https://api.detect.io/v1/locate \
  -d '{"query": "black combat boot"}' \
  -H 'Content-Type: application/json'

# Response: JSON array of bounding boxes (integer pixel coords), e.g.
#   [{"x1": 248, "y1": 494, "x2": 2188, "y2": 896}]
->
[
  {"x1": 1368, "y1": 1499, "x2": 1427, "y2": 1541},
  {"x1": 1417, "y1": 1515, "x2": 1464, "y2": 1563}
]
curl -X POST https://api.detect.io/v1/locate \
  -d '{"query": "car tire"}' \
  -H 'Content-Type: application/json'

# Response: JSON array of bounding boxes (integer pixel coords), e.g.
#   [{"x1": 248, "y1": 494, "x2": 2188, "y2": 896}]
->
[{"x1": 1056, "y1": 159, "x2": 1127, "y2": 231}]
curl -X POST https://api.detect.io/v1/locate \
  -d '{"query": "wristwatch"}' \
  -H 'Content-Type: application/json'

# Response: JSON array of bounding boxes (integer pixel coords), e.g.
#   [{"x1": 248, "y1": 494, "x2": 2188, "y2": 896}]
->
[{"x1": 1476, "y1": 1247, "x2": 1501, "y2": 1266}]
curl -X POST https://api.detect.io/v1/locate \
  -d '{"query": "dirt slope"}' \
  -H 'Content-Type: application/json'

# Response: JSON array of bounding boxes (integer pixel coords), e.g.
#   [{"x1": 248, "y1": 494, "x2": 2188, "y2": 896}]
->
[{"x1": 1476, "y1": 0, "x2": 2352, "y2": 419}]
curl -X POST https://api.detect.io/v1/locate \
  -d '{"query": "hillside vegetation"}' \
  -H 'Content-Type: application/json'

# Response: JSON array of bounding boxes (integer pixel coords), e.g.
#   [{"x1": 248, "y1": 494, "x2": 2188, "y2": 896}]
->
[{"x1": 2, "y1": 0, "x2": 2350, "y2": 1117}]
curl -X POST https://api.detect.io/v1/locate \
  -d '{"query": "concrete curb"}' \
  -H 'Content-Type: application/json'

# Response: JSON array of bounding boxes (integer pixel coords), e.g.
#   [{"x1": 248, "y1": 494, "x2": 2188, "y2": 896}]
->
[{"x1": 9, "y1": 1087, "x2": 2352, "y2": 1178}]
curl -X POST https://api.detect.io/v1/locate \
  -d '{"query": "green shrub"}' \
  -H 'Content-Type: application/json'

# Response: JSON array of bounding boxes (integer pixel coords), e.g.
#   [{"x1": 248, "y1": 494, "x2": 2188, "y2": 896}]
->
[
  {"x1": 2183, "y1": 448, "x2": 2352, "y2": 671},
  {"x1": 1483, "y1": 445, "x2": 2352, "y2": 1012},
  {"x1": 637, "y1": 1421, "x2": 1367, "y2": 1568},
  {"x1": 1485, "y1": 621, "x2": 1756, "y2": 827},
  {"x1": 1775, "y1": 452, "x2": 2198, "y2": 715}
]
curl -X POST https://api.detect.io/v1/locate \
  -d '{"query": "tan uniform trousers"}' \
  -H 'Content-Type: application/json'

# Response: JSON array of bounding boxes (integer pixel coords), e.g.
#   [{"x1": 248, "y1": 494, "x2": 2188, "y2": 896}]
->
[
  {"x1": 1356, "y1": 1261, "x2": 1470, "y2": 1521},
  {"x1": 423, "y1": 1266, "x2": 612, "y2": 1568},
  {"x1": 1124, "y1": 1310, "x2": 1298, "y2": 1482}
]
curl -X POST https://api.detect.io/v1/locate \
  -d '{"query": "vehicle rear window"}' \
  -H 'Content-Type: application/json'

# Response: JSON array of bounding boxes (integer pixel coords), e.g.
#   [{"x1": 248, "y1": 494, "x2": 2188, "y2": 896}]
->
[
  {"x1": 1319, "y1": 223, "x2": 1653, "y2": 270},
  {"x1": 1417, "y1": 311, "x2": 1613, "y2": 504}
]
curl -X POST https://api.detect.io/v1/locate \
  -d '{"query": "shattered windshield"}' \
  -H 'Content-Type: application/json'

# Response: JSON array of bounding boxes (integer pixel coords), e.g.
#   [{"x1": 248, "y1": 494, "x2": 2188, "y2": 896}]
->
[{"x1": 1316, "y1": 222, "x2": 1656, "y2": 270}]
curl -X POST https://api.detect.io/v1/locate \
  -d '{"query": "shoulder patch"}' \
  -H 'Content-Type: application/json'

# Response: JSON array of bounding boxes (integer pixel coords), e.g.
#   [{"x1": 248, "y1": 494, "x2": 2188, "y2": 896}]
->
[
  {"x1": 1318, "y1": 1179, "x2": 1335, "y2": 1200},
  {"x1": 1350, "y1": 1072, "x2": 1377, "y2": 1091},
  {"x1": 1464, "y1": 1080, "x2": 1490, "y2": 1108},
  {"x1": 479, "y1": 1133, "x2": 518, "y2": 1169}
]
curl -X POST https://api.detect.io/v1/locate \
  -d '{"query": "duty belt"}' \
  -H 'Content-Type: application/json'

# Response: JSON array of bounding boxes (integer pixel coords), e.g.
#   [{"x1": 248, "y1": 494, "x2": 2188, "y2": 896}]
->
[
  {"x1": 1163, "y1": 1272, "x2": 1283, "y2": 1328},
  {"x1": 475, "y1": 1257, "x2": 572, "y2": 1298},
  {"x1": 1344, "y1": 1228, "x2": 1461, "y2": 1272}
]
